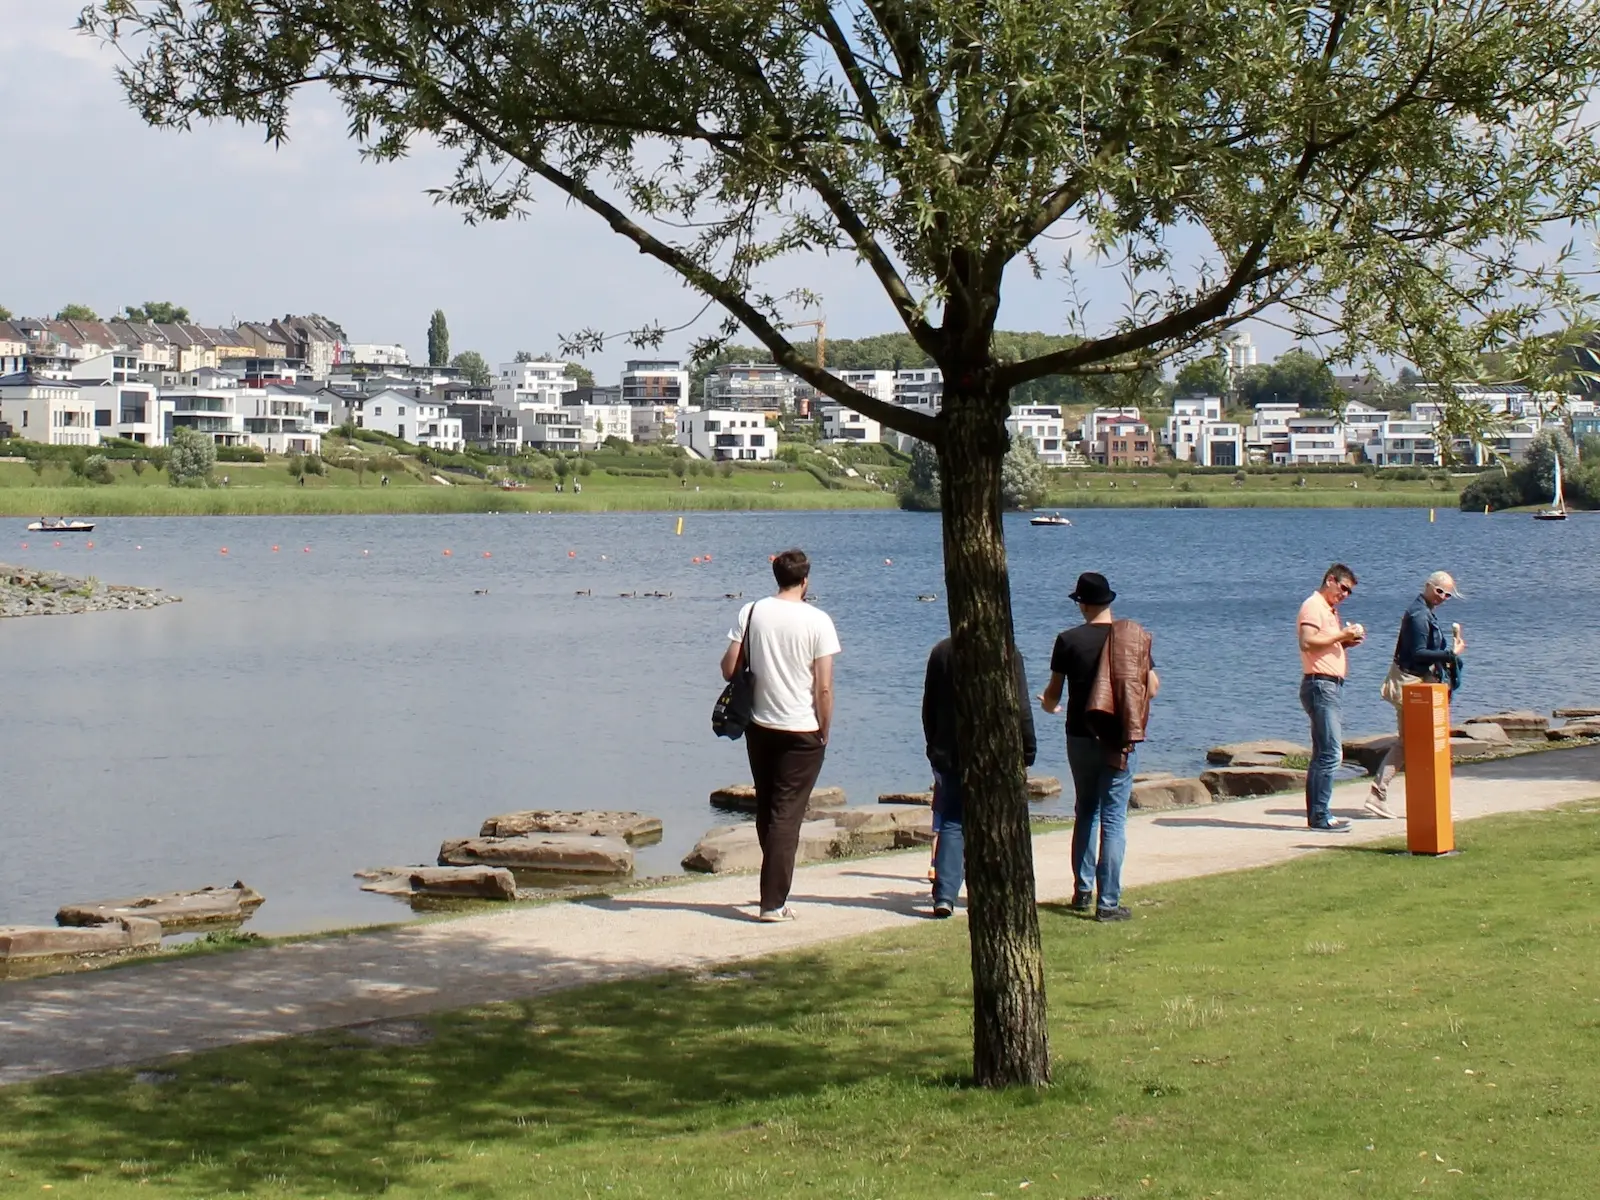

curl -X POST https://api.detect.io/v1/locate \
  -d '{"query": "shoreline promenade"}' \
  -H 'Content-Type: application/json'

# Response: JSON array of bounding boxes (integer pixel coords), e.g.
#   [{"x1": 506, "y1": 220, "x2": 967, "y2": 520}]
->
[{"x1": 2, "y1": 748, "x2": 1596, "y2": 1086}]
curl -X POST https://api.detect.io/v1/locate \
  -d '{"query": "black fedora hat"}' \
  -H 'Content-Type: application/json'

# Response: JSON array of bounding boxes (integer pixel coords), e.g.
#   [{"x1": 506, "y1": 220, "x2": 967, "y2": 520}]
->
[{"x1": 1069, "y1": 571, "x2": 1116, "y2": 605}]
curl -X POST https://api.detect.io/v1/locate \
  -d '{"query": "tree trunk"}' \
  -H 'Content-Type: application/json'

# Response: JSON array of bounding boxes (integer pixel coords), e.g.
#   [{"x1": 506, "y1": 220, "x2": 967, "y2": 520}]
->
[{"x1": 938, "y1": 388, "x2": 1052, "y2": 1088}]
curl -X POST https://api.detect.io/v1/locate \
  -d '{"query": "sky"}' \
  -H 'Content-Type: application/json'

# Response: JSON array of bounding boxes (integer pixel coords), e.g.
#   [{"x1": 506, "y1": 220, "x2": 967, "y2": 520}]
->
[{"x1": 0, "y1": 2, "x2": 1289, "y2": 382}]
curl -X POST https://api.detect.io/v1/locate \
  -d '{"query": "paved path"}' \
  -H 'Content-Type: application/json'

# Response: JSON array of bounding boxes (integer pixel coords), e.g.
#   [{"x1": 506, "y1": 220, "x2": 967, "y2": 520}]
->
[{"x1": 2, "y1": 749, "x2": 1596, "y2": 1085}]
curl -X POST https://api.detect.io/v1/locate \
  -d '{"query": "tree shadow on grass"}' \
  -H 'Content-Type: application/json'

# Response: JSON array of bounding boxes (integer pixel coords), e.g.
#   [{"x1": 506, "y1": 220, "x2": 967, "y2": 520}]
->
[{"x1": 0, "y1": 944, "x2": 969, "y2": 1195}]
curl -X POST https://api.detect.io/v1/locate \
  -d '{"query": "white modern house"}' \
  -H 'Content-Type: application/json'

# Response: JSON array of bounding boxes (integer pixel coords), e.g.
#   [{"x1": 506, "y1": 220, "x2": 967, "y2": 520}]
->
[
  {"x1": 237, "y1": 384, "x2": 322, "y2": 455},
  {"x1": 0, "y1": 372, "x2": 98, "y2": 445},
  {"x1": 1364, "y1": 419, "x2": 1439, "y2": 466},
  {"x1": 834, "y1": 369, "x2": 896, "y2": 405},
  {"x1": 1166, "y1": 397, "x2": 1242, "y2": 467},
  {"x1": 676, "y1": 409, "x2": 775, "y2": 461},
  {"x1": 1340, "y1": 400, "x2": 1389, "y2": 449},
  {"x1": 1281, "y1": 415, "x2": 1348, "y2": 465},
  {"x1": 818, "y1": 403, "x2": 881, "y2": 444},
  {"x1": 78, "y1": 379, "x2": 170, "y2": 446},
  {"x1": 563, "y1": 401, "x2": 635, "y2": 446},
  {"x1": 518, "y1": 408, "x2": 584, "y2": 453},
  {"x1": 162, "y1": 368, "x2": 246, "y2": 446},
  {"x1": 494, "y1": 360, "x2": 579, "y2": 409},
  {"x1": 346, "y1": 388, "x2": 464, "y2": 450},
  {"x1": 893, "y1": 367, "x2": 943, "y2": 415},
  {"x1": 340, "y1": 343, "x2": 411, "y2": 368},
  {"x1": 1251, "y1": 402, "x2": 1301, "y2": 435},
  {"x1": 1006, "y1": 404, "x2": 1067, "y2": 466},
  {"x1": 702, "y1": 362, "x2": 796, "y2": 412}
]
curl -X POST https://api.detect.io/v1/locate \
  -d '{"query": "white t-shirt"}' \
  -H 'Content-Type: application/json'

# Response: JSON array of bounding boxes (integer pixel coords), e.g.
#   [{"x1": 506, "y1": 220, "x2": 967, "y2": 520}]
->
[{"x1": 727, "y1": 597, "x2": 841, "y2": 732}]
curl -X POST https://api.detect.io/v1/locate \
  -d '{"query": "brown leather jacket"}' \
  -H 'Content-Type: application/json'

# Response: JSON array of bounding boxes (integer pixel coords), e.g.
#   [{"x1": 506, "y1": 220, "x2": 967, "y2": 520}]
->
[{"x1": 1086, "y1": 618, "x2": 1153, "y2": 768}]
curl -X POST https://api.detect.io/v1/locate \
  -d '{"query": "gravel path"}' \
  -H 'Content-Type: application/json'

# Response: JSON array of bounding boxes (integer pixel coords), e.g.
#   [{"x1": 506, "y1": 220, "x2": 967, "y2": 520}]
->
[{"x1": 1, "y1": 748, "x2": 1595, "y2": 1085}]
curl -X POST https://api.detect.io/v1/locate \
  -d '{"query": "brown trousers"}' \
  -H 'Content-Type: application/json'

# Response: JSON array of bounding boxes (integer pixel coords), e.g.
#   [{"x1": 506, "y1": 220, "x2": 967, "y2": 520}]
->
[{"x1": 744, "y1": 722, "x2": 827, "y2": 910}]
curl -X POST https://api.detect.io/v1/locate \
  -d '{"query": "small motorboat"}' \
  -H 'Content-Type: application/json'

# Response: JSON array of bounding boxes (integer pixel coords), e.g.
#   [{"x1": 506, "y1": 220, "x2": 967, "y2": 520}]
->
[
  {"x1": 26, "y1": 519, "x2": 95, "y2": 533},
  {"x1": 1029, "y1": 511, "x2": 1073, "y2": 527},
  {"x1": 1534, "y1": 455, "x2": 1568, "y2": 521}
]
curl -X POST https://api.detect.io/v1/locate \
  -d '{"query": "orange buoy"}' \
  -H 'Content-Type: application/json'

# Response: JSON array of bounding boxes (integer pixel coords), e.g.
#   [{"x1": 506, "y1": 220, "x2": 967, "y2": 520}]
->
[
  {"x1": 53, "y1": 541, "x2": 62, "y2": 548},
  {"x1": 768, "y1": 554, "x2": 776, "y2": 562},
  {"x1": 704, "y1": 553, "x2": 713, "y2": 562},
  {"x1": 302, "y1": 546, "x2": 311, "y2": 553},
  {"x1": 443, "y1": 549, "x2": 453, "y2": 557},
  {"x1": 85, "y1": 541, "x2": 94, "y2": 549},
  {"x1": 884, "y1": 558, "x2": 892, "y2": 565},
  {"x1": 568, "y1": 550, "x2": 576, "y2": 558},
  {"x1": 19, "y1": 542, "x2": 27, "y2": 550},
  {"x1": 482, "y1": 551, "x2": 491, "y2": 558},
  {"x1": 272, "y1": 545, "x2": 280, "y2": 552},
  {"x1": 220, "y1": 547, "x2": 229, "y2": 555}
]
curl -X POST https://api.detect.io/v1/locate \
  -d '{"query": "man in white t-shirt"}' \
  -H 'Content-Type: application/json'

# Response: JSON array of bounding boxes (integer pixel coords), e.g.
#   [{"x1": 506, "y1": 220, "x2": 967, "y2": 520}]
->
[{"x1": 720, "y1": 548, "x2": 841, "y2": 922}]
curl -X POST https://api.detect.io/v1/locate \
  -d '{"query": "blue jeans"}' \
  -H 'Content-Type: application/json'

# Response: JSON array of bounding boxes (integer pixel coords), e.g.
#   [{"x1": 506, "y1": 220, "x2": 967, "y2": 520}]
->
[
  {"x1": 1066, "y1": 737, "x2": 1136, "y2": 910},
  {"x1": 1299, "y1": 675, "x2": 1343, "y2": 826},
  {"x1": 930, "y1": 769, "x2": 964, "y2": 908}
]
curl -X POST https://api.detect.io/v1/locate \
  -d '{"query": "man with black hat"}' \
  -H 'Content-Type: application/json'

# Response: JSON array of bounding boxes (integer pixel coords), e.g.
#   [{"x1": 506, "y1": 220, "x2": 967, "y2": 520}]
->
[{"x1": 1039, "y1": 572, "x2": 1159, "y2": 922}]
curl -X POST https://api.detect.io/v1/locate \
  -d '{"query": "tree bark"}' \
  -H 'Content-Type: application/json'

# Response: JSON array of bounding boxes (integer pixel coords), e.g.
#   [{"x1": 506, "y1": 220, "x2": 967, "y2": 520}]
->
[{"x1": 938, "y1": 387, "x2": 1052, "y2": 1088}]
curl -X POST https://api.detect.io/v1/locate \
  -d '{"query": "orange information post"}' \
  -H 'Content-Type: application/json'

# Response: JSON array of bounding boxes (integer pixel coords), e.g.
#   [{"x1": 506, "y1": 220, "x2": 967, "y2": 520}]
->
[{"x1": 1401, "y1": 682, "x2": 1455, "y2": 855}]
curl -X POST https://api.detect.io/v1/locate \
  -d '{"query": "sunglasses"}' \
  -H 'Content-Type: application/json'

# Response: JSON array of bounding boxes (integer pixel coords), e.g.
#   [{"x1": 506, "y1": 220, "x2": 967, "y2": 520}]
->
[
  {"x1": 1335, "y1": 582, "x2": 1354, "y2": 596},
  {"x1": 1432, "y1": 586, "x2": 1453, "y2": 599}
]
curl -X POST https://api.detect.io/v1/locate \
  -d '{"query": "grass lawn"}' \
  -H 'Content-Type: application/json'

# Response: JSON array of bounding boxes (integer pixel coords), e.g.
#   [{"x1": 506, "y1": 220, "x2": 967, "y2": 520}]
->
[
  {"x1": 2, "y1": 803, "x2": 1597, "y2": 1197},
  {"x1": 1043, "y1": 470, "x2": 1459, "y2": 509}
]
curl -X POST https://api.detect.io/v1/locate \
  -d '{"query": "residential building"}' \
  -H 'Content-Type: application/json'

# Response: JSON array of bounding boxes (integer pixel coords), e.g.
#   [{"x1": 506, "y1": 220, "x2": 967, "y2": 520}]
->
[
  {"x1": 494, "y1": 360, "x2": 579, "y2": 409},
  {"x1": 271, "y1": 314, "x2": 347, "y2": 380},
  {"x1": 77, "y1": 379, "x2": 169, "y2": 446},
  {"x1": 1251, "y1": 402, "x2": 1300, "y2": 434},
  {"x1": 162, "y1": 368, "x2": 246, "y2": 446},
  {"x1": 630, "y1": 404, "x2": 679, "y2": 444},
  {"x1": 1340, "y1": 399, "x2": 1389, "y2": 449},
  {"x1": 1172, "y1": 395, "x2": 1224, "y2": 421},
  {"x1": 1097, "y1": 420, "x2": 1155, "y2": 467},
  {"x1": 0, "y1": 321, "x2": 29, "y2": 367},
  {"x1": 344, "y1": 387, "x2": 463, "y2": 450},
  {"x1": 835, "y1": 369, "x2": 896, "y2": 406},
  {"x1": 441, "y1": 384, "x2": 520, "y2": 453},
  {"x1": 893, "y1": 367, "x2": 943, "y2": 415},
  {"x1": 1280, "y1": 415, "x2": 1347, "y2": 465},
  {"x1": 340, "y1": 342, "x2": 410, "y2": 370},
  {"x1": 621, "y1": 360, "x2": 689, "y2": 407},
  {"x1": 676, "y1": 409, "x2": 775, "y2": 461},
  {"x1": 1006, "y1": 404, "x2": 1067, "y2": 466},
  {"x1": 703, "y1": 362, "x2": 796, "y2": 412},
  {"x1": 1196, "y1": 422, "x2": 1244, "y2": 467},
  {"x1": 819, "y1": 403, "x2": 881, "y2": 444},
  {"x1": 1574, "y1": 414, "x2": 1600, "y2": 439},
  {"x1": 70, "y1": 349, "x2": 168, "y2": 384},
  {"x1": 562, "y1": 401, "x2": 635, "y2": 446},
  {"x1": 1080, "y1": 406, "x2": 1143, "y2": 446},
  {"x1": 518, "y1": 408, "x2": 584, "y2": 453},
  {"x1": 0, "y1": 372, "x2": 98, "y2": 445},
  {"x1": 1363, "y1": 419, "x2": 1438, "y2": 466},
  {"x1": 239, "y1": 322, "x2": 291, "y2": 360},
  {"x1": 237, "y1": 383, "x2": 322, "y2": 454}
]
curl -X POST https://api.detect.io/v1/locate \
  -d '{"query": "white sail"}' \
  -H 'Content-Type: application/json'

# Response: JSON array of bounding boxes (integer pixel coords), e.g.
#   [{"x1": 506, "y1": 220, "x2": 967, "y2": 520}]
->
[{"x1": 1554, "y1": 454, "x2": 1566, "y2": 513}]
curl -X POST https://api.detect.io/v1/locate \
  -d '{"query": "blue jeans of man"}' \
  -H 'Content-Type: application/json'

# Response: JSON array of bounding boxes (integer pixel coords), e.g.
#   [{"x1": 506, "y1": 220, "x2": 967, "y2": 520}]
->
[
  {"x1": 1066, "y1": 736, "x2": 1137, "y2": 910},
  {"x1": 930, "y1": 769, "x2": 964, "y2": 909},
  {"x1": 1299, "y1": 675, "x2": 1343, "y2": 826}
]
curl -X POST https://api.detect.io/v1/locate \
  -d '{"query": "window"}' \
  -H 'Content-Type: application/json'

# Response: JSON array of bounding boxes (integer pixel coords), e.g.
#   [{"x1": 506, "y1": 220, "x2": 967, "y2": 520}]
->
[
  {"x1": 95, "y1": 409, "x2": 113, "y2": 427},
  {"x1": 373, "y1": 405, "x2": 383, "y2": 416}
]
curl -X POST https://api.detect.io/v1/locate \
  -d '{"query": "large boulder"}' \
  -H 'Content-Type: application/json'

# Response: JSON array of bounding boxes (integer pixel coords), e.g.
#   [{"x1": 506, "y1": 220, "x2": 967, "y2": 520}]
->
[
  {"x1": 831, "y1": 805, "x2": 934, "y2": 853},
  {"x1": 681, "y1": 820, "x2": 844, "y2": 874},
  {"x1": 1553, "y1": 706, "x2": 1600, "y2": 719},
  {"x1": 1027, "y1": 775, "x2": 1063, "y2": 798},
  {"x1": 1200, "y1": 766, "x2": 1307, "y2": 799},
  {"x1": 1461, "y1": 710, "x2": 1548, "y2": 740},
  {"x1": 478, "y1": 810, "x2": 663, "y2": 844},
  {"x1": 1343, "y1": 733, "x2": 1397, "y2": 775},
  {"x1": 709, "y1": 784, "x2": 846, "y2": 816},
  {"x1": 56, "y1": 882, "x2": 264, "y2": 932},
  {"x1": 439, "y1": 833, "x2": 633, "y2": 876},
  {"x1": 1130, "y1": 777, "x2": 1213, "y2": 811},
  {"x1": 0, "y1": 916, "x2": 162, "y2": 962},
  {"x1": 1205, "y1": 739, "x2": 1309, "y2": 766},
  {"x1": 1459, "y1": 722, "x2": 1510, "y2": 745},
  {"x1": 356, "y1": 865, "x2": 518, "y2": 900}
]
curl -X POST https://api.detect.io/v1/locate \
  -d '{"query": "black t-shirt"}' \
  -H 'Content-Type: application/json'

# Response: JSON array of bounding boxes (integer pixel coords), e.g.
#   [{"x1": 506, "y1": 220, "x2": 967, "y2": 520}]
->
[{"x1": 1050, "y1": 623, "x2": 1155, "y2": 737}]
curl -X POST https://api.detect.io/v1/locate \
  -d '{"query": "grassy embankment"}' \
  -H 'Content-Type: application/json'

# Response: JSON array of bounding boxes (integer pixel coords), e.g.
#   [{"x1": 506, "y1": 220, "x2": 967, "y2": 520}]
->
[
  {"x1": 1, "y1": 803, "x2": 1596, "y2": 1197},
  {"x1": 1040, "y1": 469, "x2": 1457, "y2": 509}
]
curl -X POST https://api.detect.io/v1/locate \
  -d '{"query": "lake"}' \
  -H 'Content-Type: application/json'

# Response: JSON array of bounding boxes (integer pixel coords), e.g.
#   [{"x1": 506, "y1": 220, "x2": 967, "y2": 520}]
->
[{"x1": 3, "y1": 507, "x2": 1596, "y2": 934}]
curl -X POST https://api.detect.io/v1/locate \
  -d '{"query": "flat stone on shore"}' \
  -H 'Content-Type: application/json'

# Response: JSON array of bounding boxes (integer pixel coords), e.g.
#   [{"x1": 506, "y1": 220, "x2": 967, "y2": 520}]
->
[
  {"x1": 439, "y1": 834, "x2": 634, "y2": 876},
  {"x1": 1130, "y1": 777, "x2": 1213, "y2": 811},
  {"x1": 877, "y1": 791, "x2": 933, "y2": 806},
  {"x1": 1027, "y1": 775, "x2": 1063, "y2": 798},
  {"x1": 1200, "y1": 765, "x2": 1307, "y2": 798},
  {"x1": 1459, "y1": 722, "x2": 1511, "y2": 745},
  {"x1": 1205, "y1": 739, "x2": 1309, "y2": 766},
  {"x1": 56, "y1": 883, "x2": 264, "y2": 932},
  {"x1": 1342, "y1": 733, "x2": 1396, "y2": 775},
  {"x1": 682, "y1": 821, "x2": 843, "y2": 874},
  {"x1": 356, "y1": 866, "x2": 517, "y2": 901},
  {"x1": 709, "y1": 784, "x2": 845, "y2": 816},
  {"x1": 1546, "y1": 719, "x2": 1600, "y2": 741},
  {"x1": 1553, "y1": 706, "x2": 1600, "y2": 718},
  {"x1": 478, "y1": 810, "x2": 663, "y2": 843},
  {"x1": 1462, "y1": 710, "x2": 1548, "y2": 739},
  {"x1": 1, "y1": 916, "x2": 162, "y2": 962}
]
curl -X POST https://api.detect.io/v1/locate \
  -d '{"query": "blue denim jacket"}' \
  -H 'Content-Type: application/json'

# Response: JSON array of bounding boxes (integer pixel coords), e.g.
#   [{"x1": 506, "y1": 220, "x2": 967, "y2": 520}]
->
[{"x1": 1391, "y1": 594, "x2": 1457, "y2": 679}]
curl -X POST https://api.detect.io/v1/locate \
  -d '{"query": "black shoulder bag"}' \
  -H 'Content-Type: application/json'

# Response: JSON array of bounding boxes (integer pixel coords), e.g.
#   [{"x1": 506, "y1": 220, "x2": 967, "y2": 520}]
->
[{"x1": 712, "y1": 601, "x2": 758, "y2": 740}]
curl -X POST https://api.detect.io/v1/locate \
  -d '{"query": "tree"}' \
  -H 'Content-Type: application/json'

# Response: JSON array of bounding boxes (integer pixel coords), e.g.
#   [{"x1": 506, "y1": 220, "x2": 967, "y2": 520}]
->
[
  {"x1": 1237, "y1": 349, "x2": 1338, "y2": 410},
  {"x1": 122, "y1": 301, "x2": 191, "y2": 323},
  {"x1": 899, "y1": 439, "x2": 941, "y2": 511},
  {"x1": 89, "y1": 0, "x2": 1600, "y2": 1092},
  {"x1": 1173, "y1": 353, "x2": 1231, "y2": 398},
  {"x1": 82, "y1": 454, "x2": 115, "y2": 484},
  {"x1": 0, "y1": 304, "x2": 11, "y2": 321},
  {"x1": 167, "y1": 426, "x2": 216, "y2": 487},
  {"x1": 450, "y1": 350, "x2": 491, "y2": 387},
  {"x1": 1000, "y1": 439, "x2": 1047, "y2": 510},
  {"x1": 427, "y1": 309, "x2": 450, "y2": 367},
  {"x1": 1525, "y1": 428, "x2": 1577, "y2": 495},
  {"x1": 54, "y1": 304, "x2": 99, "y2": 322}
]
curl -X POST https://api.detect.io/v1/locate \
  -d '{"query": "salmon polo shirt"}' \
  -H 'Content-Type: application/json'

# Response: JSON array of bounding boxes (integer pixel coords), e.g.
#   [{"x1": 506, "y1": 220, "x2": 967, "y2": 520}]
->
[{"x1": 1297, "y1": 590, "x2": 1347, "y2": 678}]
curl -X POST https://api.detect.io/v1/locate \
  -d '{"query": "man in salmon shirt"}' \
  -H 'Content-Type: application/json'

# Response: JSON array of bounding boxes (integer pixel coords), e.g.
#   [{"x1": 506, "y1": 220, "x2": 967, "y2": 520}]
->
[{"x1": 1297, "y1": 563, "x2": 1366, "y2": 831}]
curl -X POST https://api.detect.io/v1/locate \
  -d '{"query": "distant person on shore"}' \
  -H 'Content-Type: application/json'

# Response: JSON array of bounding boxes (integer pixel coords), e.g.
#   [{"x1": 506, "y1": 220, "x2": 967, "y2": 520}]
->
[
  {"x1": 720, "y1": 549, "x2": 840, "y2": 922},
  {"x1": 1039, "y1": 572, "x2": 1158, "y2": 922},
  {"x1": 921, "y1": 636, "x2": 1038, "y2": 918},
  {"x1": 1368, "y1": 570, "x2": 1466, "y2": 818},
  {"x1": 1297, "y1": 563, "x2": 1366, "y2": 831}
]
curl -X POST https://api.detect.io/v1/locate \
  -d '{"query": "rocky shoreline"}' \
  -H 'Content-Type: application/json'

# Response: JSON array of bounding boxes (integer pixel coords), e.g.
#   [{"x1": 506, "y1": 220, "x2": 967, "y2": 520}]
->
[{"x1": 1, "y1": 562, "x2": 179, "y2": 619}]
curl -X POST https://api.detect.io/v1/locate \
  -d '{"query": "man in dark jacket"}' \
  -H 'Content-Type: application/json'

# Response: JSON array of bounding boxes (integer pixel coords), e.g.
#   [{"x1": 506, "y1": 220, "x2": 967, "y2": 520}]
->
[
  {"x1": 921, "y1": 638, "x2": 1037, "y2": 918},
  {"x1": 1369, "y1": 570, "x2": 1465, "y2": 817}
]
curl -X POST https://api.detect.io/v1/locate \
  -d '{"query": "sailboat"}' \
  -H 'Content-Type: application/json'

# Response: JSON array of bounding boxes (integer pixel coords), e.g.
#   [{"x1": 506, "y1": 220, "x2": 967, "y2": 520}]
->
[{"x1": 1534, "y1": 455, "x2": 1568, "y2": 521}]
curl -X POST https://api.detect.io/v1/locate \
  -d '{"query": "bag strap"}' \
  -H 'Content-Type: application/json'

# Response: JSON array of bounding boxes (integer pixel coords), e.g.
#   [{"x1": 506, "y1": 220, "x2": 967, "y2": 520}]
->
[{"x1": 737, "y1": 599, "x2": 758, "y2": 671}]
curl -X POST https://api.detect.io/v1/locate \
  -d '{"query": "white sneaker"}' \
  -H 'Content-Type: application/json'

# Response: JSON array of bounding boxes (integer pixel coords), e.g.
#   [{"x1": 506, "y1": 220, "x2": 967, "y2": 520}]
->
[
  {"x1": 757, "y1": 906, "x2": 796, "y2": 923},
  {"x1": 1310, "y1": 816, "x2": 1352, "y2": 832},
  {"x1": 1364, "y1": 791, "x2": 1398, "y2": 819}
]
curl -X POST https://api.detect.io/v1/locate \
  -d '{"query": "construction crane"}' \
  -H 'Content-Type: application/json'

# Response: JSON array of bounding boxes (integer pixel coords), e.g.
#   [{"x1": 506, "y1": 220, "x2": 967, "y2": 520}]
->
[{"x1": 790, "y1": 317, "x2": 827, "y2": 369}]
